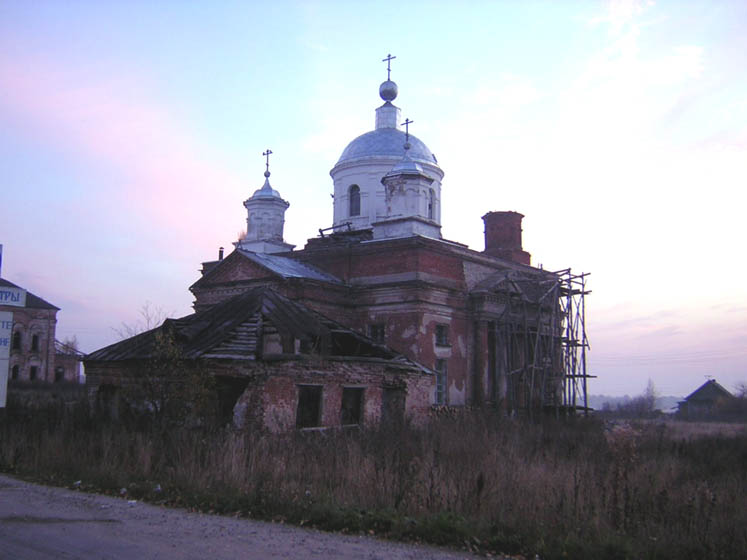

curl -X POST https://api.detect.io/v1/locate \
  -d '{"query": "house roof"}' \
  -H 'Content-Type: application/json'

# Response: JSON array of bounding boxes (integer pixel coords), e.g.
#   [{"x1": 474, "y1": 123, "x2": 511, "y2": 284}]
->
[
  {"x1": 86, "y1": 287, "x2": 425, "y2": 372},
  {"x1": 0, "y1": 278, "x2": 59, "y2": 310},
  {"x1": 682, "y1": 379, "x2": 733, "y2": 403}
]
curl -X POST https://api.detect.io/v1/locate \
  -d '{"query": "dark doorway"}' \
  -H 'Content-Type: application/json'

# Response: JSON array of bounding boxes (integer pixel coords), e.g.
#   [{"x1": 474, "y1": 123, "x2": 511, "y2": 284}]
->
[{"x1": 296, "y1": 385, "x2": 323, "y2": 428}]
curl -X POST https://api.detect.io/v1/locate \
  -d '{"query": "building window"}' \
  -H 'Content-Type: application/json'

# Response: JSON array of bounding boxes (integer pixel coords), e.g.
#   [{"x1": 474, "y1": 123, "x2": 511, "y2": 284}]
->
[
  {"x1": 12, "y1": 331, "x2": 21, "y2": 351},
  {"x1": 55, "y1": 367, "x2": 65, "y2": 382},
  {"x1": 428, "y1": 188, "x2": 435, "y2": 220},
  {"x1": 30, "y1": 366, "x2": 38, "y2": 381},
  {"x1": 349, "y1": 185, "x2": 360, "y2": 217},
  {"x1": 296, "y1": 385, "x2": 323, "y2": 429},
  {"x1": 11, "y1": 365, "x2": 19, "y2": 380},
  {"x1": 368, "y1": 324, "x2": 385, "y2": 344},
  {"x1": 435, "y1": 324, "x2": 450, "y2": 347},
  {"x1": 435, "y1": 359, "x2": 447, "y2": 405},
  {"x1": 31, "y1": 334, "x2": 39, "y2": 352},
  {"x1": 341, "y1": 387, "x2": 364, "y2": 426}
]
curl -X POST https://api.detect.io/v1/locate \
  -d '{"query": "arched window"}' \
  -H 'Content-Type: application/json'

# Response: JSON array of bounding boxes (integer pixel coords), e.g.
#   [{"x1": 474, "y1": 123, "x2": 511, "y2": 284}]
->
[
  {"x1": 428, "y1": 188, "x2": 435, "y2": 220},
  {"x1": 31, "y1": 334, "x2": 39, "y2": 352},
  {"x1": 349, "y1": 185, "x2": 360, "y2": 217},
  {"x1": 12, "y1": 331, "x2": 21, "y2": 351}
]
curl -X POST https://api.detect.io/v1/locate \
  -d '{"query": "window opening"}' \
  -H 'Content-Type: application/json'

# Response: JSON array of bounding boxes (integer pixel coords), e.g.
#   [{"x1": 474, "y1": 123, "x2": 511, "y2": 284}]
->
[
  {"x1": 341, "y1": 387, "x2": 364, "y2": 425},
  {"x1": 30, "y1": 366, "x2": 38, "y2": 381},
  {"x1": 12, "y1": 331, "x2": 21, "y2": 351},
  {"x1": 11, "y1": 365, "x2": 19, "y2": 380},
  {"x1": 428, "y1": 188, "x2": 435, "y2": 219},
  {"x1": 435, "y1": 359, "x2": 448, "y2": 405},
  {"x1": 368, "y1": 324, "x2": 385, "y2": 344},
  {"x1": 349, "y1": 185, "x2": 361, "y2": 217},
  {"x1": 55, "y1": 367, "x2": 65, "y2": 382},
  {"x1": 31, "y1": 334, "x2": 39, "y2": 352},
  {"x1": 296, "y1": 385, "x2": 323, "y2": 428},
  {"x1": 435, "y1": 324, "x2": 450, "y2": 347}
]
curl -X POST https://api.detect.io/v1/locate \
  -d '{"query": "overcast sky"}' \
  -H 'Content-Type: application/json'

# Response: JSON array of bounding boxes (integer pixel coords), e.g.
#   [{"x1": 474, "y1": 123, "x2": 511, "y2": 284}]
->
[{"x1": 2, "y1": 0, "x2": 745, "y2": 397}]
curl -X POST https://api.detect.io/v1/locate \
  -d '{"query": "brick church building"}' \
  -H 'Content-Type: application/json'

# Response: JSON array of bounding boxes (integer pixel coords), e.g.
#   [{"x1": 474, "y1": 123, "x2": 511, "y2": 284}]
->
[
  {"x1": 86, "y1": 66, "x2": 589, "y2": 429},
  {"x1": 191, "y1": 71, "x2": 589, "y2": 413}
]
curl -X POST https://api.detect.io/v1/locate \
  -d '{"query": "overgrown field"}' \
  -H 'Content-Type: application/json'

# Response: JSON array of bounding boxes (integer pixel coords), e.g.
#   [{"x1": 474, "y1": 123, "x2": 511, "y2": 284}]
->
[{"x1": 1, "y1": 391, "x2": 745, "y2": 560}]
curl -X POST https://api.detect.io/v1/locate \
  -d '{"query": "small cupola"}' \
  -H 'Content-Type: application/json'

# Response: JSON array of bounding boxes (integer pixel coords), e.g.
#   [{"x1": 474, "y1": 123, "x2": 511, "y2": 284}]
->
[
  {"x1": 236, "y1": 149, "x2": 295, "y2": 254},
  {"x1": 372, "y1": 119, "x2": 442, "y2": 241}
]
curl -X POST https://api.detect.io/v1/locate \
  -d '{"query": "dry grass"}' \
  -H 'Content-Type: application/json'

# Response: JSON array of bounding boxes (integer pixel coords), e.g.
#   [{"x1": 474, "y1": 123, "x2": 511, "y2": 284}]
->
[{"x1": 1, "y1": 396, "x2": 746, "y2": 560}]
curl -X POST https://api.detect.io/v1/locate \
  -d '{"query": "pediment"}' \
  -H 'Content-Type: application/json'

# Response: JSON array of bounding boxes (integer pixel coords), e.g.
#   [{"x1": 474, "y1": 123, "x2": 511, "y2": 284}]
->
[{"x1": 192, "y1": 250, "x2": 279, "y2": 289}]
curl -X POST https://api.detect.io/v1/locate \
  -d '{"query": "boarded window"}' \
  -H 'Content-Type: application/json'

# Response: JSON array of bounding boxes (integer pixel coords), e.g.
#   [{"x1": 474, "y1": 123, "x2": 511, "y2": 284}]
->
[
  {"x1": 435, "y1": 359, "x2": 447, "y2": 405},
  {"x1": 30, "y1": 366, "x2": 38, "y2": 381},
  {"x1": 435, "y1": 324, "x2": 450, "y2": 347},
  {"x1": 31, "y1": 334, "x2": 39, "y2": 352},
  {"x1": 341, "y1": 387, "x2": 364, "y2": 425},
  {"x1": 349, "y1": 185, "x2": 361, "y2": 217},
  {"x1": 296, "y1": 385, "x2": 323, "y2": 428},
  {"x1": 368, "y1": 324, "x2": 385, "y2": 344}
]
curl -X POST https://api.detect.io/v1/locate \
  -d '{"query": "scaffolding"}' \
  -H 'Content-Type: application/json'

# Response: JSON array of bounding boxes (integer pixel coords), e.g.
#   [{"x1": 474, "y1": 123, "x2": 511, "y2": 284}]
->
[{"x1": 485, "y1": 268, "x2": 591, "y2": 416}]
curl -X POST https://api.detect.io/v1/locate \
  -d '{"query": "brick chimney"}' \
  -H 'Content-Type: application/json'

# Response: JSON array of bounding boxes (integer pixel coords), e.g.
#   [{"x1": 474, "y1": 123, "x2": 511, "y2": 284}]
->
[{"x1": 482, "y1": 211, "x2": 531, "y2": 266}]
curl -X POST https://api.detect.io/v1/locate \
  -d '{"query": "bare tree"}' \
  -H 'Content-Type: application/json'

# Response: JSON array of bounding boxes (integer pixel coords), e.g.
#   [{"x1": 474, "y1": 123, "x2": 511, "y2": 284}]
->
[
  {"x1": 113, "y1": 301, "x2": 172, "y2": 340},
  {"x1": 615, "y1": 379, "x2": 659, "y2": 418},
  {"x1": 60, "y1": 335, "x2": 79, "y2": 352}
]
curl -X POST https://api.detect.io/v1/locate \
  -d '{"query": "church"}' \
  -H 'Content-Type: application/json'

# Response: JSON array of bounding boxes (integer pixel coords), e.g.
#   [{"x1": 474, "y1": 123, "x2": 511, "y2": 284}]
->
[{"x1": 86, "y1": 59, "x2": 590, "y2": 430}]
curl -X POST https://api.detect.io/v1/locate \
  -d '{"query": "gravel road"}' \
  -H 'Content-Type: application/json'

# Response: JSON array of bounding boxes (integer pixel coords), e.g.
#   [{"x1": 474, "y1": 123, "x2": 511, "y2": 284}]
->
[{"x1": 0, "y1": 474, "x2": 477, "y2": 559}]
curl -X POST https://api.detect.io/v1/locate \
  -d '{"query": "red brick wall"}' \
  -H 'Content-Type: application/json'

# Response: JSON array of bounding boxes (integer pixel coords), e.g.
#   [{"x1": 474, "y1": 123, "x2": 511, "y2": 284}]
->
[{"x1": 85, "y1": 357, "x2": 433, "y2": 433}]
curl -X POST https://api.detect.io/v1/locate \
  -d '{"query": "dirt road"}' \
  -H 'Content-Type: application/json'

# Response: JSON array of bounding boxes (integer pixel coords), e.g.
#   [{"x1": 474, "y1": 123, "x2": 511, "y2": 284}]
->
[{"x1": 0, "y1": 474, "x2": 476, "y2": 559}]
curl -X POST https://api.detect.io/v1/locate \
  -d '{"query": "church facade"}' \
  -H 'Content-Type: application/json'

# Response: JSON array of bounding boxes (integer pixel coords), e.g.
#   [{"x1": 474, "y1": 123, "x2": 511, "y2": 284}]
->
[
  {"x1": 191, "y1": 68, "x2": 590, "y2": 414},
  {"x1": 86, "y1": 62, "x2": 589, "y2": 429}
]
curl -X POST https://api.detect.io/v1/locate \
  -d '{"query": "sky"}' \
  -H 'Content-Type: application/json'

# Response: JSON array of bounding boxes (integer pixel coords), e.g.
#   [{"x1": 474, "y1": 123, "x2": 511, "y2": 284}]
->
[{"x1": 1, "y1": 0, "x2": 746, "y2": 397}]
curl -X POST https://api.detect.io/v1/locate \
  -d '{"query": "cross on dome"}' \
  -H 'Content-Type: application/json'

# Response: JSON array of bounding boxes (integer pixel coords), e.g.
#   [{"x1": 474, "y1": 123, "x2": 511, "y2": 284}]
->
[
  {"x1": 382, "y1": 53, "x2": 396, "y2": 80},
  {"x1": 262, "y1": 149, "x2": 273, "y2": 177}
]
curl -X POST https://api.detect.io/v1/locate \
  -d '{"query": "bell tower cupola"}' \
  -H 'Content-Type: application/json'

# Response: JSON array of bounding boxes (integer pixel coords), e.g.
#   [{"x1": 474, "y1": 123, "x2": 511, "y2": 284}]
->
[{"x1": 236, "y1": 149, "x2": 294, "y2": 254}]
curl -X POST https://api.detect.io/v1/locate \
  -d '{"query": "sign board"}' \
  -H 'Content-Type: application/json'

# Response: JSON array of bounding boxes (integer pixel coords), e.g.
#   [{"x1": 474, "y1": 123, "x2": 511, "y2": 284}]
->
[
  {"x1": 0, "y1": 311, "x2": 12, "y2": 408},
  {"x1": 0, "y1": 286, "x2": 26, "y2": 308}
]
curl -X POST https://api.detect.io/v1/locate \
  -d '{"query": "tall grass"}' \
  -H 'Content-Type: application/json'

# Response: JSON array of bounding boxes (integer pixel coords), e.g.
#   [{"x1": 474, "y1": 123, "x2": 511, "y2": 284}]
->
[{"x1": 1, "y1": 394, "x2": 745, "y2": 560}]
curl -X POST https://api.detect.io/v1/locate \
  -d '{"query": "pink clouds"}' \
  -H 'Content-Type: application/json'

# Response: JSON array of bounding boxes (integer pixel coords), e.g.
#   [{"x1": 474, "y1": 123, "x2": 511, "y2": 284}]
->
[{"x1": 0, "y1": 51, "x2": 245, "y2": 261}]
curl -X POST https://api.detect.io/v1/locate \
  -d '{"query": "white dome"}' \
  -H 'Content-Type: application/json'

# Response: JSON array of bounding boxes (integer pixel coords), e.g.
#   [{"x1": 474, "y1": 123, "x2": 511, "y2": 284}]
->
[{"x1": 335, "y1": 128, "x2": 437, "y2": 167}]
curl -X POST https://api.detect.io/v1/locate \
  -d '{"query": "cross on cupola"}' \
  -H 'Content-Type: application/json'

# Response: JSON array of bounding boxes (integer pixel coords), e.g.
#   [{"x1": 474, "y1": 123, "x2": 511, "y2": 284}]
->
[
  {"x1": 382, "y1": 53, "x2": 396, "y2": 80},
  {"x1": 262, "y1": 149, "x2": 273, "y2": 177},
  {"x1": 401, "y1": 118, "x2": 413, "y2": 145}
]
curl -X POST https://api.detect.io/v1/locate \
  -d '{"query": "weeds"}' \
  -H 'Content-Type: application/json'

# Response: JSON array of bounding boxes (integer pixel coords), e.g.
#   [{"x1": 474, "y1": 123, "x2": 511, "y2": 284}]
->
[{"x1": 1, "y1": 393, "x2": 745, "y2": 560}]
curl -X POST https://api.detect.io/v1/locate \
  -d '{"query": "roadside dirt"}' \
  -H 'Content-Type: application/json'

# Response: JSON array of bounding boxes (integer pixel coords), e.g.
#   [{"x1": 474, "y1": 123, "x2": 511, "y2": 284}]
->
[{"x1": 0, "y1": 474, "x2": 478, "y2": 559}]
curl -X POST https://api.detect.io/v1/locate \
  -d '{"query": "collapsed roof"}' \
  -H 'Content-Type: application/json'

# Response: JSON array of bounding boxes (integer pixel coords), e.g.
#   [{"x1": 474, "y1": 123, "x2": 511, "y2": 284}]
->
[{"x1": 86, "y1": 286, "x2": 426, "y2": 372}]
